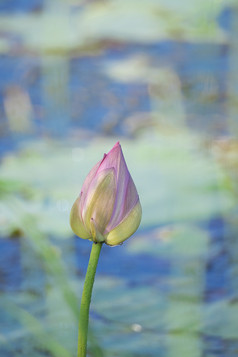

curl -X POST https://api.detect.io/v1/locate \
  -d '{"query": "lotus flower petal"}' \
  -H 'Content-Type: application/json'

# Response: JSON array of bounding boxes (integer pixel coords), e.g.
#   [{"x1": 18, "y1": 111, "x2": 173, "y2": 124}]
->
[
  {"x1": 70, "y1": 195, "x2": 91, "y2": 239},
  {"x1": 105, "y1": 200, "x2": 142, "y2": 246},
  {"x1": 82, "y1": 168, "x2": 116, "y2": 235},
  {"x1": 102, "y1": 142, "x2": 139, "y2": 231},
  {"x1": 80, "y1": 156, "x2": 104, "y2": 210}
]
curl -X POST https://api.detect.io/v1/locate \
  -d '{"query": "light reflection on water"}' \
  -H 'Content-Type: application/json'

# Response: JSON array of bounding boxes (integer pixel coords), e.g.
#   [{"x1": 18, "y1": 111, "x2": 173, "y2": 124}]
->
[{"x1": 1, "y1": 2, "x2": 238, "y2": 357}]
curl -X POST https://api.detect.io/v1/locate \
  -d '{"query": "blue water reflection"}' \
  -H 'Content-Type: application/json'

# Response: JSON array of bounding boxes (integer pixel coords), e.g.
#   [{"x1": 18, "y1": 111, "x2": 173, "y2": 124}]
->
[{"x1": 0, "y1": 2, "x2": 238, "y2": 357}]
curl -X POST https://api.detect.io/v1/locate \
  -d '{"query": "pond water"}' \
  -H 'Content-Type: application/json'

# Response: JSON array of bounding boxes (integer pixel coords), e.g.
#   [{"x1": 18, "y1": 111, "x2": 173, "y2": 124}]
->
[{"x1": 1, "y1": 2, "x2": 238, "y2": 357}]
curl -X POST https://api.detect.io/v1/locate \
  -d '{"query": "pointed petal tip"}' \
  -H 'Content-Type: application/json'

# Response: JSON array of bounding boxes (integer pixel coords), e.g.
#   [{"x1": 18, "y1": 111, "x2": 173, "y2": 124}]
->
[
  {"x1": 101, "y1": 153, "x2": 107, "y2": 162},
  {"x1": 105, "y1": 141, "x2": 122, "y2": 157},
  {"x1": 112, "y1": 141, "x2": 122, "y2": 153},
  {"x1": 111, "y1": 141, "x2": 121, "y2": 150}
]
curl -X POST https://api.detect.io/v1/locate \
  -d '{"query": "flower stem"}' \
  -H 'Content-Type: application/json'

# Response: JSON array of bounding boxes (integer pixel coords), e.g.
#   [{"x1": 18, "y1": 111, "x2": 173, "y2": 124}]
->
[{"x1": 77, "y1": 242, "x2": 102, "y2": 357}]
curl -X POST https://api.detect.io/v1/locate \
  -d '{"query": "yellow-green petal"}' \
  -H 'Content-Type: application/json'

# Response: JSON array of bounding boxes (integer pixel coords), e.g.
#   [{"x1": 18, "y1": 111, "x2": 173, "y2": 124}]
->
[
  {"x1": 70, "y1": 196, "x2": 91, "y2": 239},
  {"x1": 105, "y1": 200, "x2": 142, "y2": 246}
]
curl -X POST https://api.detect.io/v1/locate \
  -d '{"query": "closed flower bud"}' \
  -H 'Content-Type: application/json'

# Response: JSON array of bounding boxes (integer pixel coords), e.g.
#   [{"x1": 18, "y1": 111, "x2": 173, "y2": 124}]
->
[{"x1": 70, "y1": 142, "x2": 142, "y2": 246}]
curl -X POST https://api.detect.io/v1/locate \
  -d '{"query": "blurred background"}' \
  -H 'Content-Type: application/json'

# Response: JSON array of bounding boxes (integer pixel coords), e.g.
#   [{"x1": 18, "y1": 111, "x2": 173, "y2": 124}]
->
[{"x1": 1, "y1": 0, "x2": 238, "y2": 356}]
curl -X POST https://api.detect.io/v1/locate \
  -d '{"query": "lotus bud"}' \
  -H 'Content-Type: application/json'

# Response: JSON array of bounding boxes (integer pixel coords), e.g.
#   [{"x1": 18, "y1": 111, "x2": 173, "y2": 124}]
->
[{"x1": 70, "y1": 142, "x2": 142, "y2": 246}]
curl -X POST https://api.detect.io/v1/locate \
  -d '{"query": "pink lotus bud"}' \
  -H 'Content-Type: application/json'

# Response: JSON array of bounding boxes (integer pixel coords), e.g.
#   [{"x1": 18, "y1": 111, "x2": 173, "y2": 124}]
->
[{"x1": 70, "y1": 142, "x2": 142, "y2": 246}]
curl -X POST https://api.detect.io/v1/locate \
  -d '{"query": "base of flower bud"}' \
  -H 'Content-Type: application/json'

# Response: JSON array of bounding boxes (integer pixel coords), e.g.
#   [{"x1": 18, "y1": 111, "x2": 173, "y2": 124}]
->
[{"x1": 90, "y1": 218, "x2": 105, "y2": 243}]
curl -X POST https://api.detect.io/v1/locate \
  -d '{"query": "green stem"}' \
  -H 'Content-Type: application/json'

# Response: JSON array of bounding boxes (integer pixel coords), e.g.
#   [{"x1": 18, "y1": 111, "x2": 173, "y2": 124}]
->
[{"x1": 77, "y1": 242, "x2": 102, "y2": 357}]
